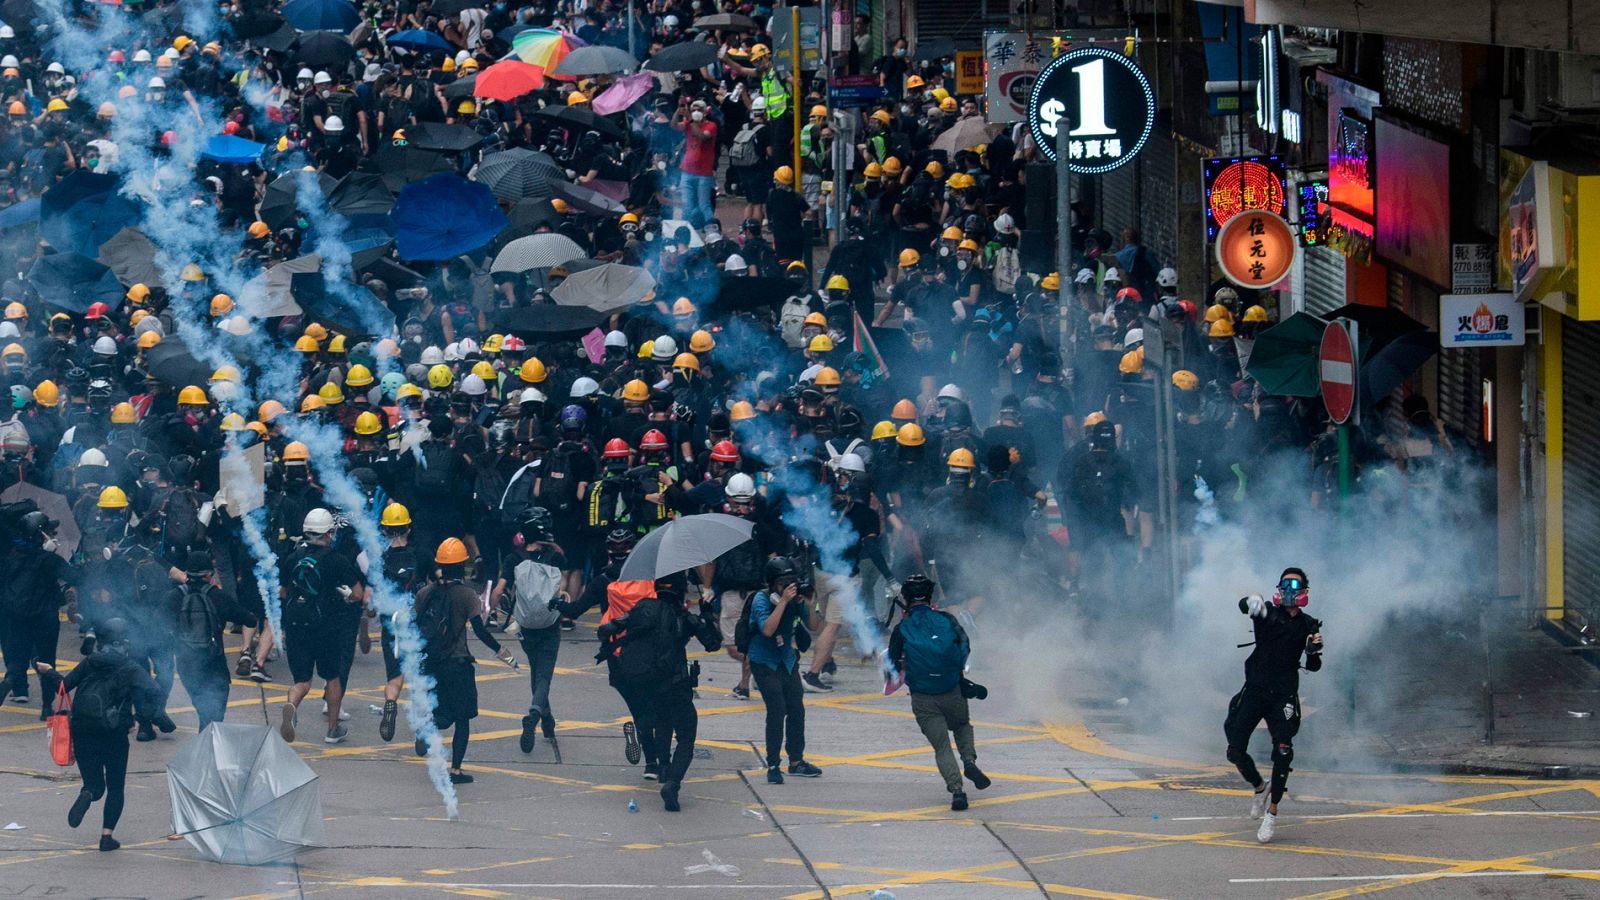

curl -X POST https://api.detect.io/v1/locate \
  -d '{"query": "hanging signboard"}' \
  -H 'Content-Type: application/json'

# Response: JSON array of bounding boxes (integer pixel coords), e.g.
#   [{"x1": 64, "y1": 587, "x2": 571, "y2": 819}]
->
[
  {"x1": 953, "y1": 50, "x2": 984, "y2": 95},
  {"x1": 984, "y1": 32, "x2": 1046, "y2": 124},
  {"x1": 1216, "y1": 210, "x2": 1296, "y2": 288},
  {"x1": 1202, "y1": 155, "x2": 1288, "y2": 241},
  {"x1": 1026, "y1": 46, "x2": 1154, "y2": 173},
  {"x1": 1440, "y1": 293, "x2": 1524, "y2": 347}
]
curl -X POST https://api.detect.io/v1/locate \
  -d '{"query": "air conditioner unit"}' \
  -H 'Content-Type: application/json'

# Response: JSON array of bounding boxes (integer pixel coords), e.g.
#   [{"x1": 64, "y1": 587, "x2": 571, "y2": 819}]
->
[{"x1": 1549, "y1": 52, "x2": 1600, "y2": 110}]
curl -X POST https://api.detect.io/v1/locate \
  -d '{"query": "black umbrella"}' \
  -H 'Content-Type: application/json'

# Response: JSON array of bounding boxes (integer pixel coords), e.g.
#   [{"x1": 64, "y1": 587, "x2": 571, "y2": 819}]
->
[
  {"x1": 407, "y1": 122, "x2": 487, "y2": 153},
  {"x1": 692, "y1": 13, "x2": 758, "y2": 31},
  {"x1": 39, "y1": 170, "x2": 143, "y2": 257},
  {"x1": 499, "y1": 304, "x2": 607, "y2": 340},
  {"x1": 550, "y1": 45, "x2": 637, "y2": 77},
  {"x1": 531, "y1": 105, "x2": 625, "y2": 141},
  {"x1": 359, "y1": 256, "x2": 425, "y2": 288},
  {"x1": 328, "y1": 173, "x2": 395, "y2": 218},
  {"x1": 442, "y1": 74, "x2": 478, "y2": 100},
  {"x1": 374, "y1": 141, "x2": 456, "y2": 192},
  {"x1": 97, "y1": 227, "x2": 161, "y2": 288},
  {"x1": 913, "y1": 38, "x2": 956, "y2": 61},
  {"x1": 429, "y1": 0, "x2": 482, "y2": 15},
  {"x1": 289, "y1": 272, "x2": 396, "y2": 337},
  {"x1": 642, "y1": 41, "x2": 717, "y2": 73},
  {"x1": 508, "y1": 196, "x2": 564, "y2": 231},
  {"x1": 26, "y1": 253, "x2": 123, "y2": 314},
  {"x1": 472, "y1": 147, "x2": 564, "y2": 202},
  {"x1": 254, "y1": 20, "x2": 300, "y2": 53},
  {"x1": 548, "y1": 179, "x2": 625, "y2": 215},
  {"x1": 1325, "y1": 302, "x2": 1428, "y2": 358},
  {"x1": 231, "y1": 10, "x2": 287, "y2": 39},
  {"x1": 143, "y1": 337, "x2": 217, "y2": 390},
  {"x1": 293, "y1": 31, "x2": 356, "y2": 70},
  {"x1": 0, "y1": 0, "x2": 34, "y2": 27},
  {"x1": 712, "y1": 276, "x2": 795, "y2": 313},
  {"x1": 1361, "y1": 329, "x2": 1438, "y2": 408},
  {"x1": 259, "y1": 170, "x2": 337, "y2": 233}
]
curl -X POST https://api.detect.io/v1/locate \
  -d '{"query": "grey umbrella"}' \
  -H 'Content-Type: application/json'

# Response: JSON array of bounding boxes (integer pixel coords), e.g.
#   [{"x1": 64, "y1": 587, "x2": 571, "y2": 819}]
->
[
  {"x1": 96, "y1": 227, "x2": 162, "y2": 288},
  {"x1": 548, "y1": 179, "x2": 626, "y2": 215},
  {"x1": 1, "y1": 482, "x2": 79, "y2": 560},
  {"x1": 643, "y1": 41, "x2": 717, "y2": 73},
  {"x1": 472, "y1": 147, "x2": 565, "y2": 202},
  {"x1": 692, "y1": 13, "x2": 758, "y2": 31},
  {"x1": 619, "y1": 513, "x2": 754, "y2": 581},
  {"x1": 551, "y1": 45, "x2": 637, "y2": 77},
  {"x1": 491, "y1": 233, "x2": 587, "y2": 273},
  {"x1": 552, "y1": 263, "x2": 655, "y2": 312},
  {"x1": 166, "y1": 723, "x2": 325, "y2": 865}
]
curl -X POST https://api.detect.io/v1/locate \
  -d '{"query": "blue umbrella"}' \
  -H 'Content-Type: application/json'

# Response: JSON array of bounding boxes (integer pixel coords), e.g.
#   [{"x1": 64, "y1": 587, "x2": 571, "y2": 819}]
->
[
  {"x1": 390, "y1": 173, "x2": 508, "y2": 262},
  {"x1": 200, "y1": 134, "x2": 268, "y2": 164},
  {"x1": 387, "y1": 28, "x2": 452, "y2": 52},
  {"x1": 0, "y1": 197, "x2": 40, "y2": 230},
  {"x1": 26, "y1": 253, "x2": 124, "y2": 314},
  {"x1": 280, "y1": 0, "x2": 360, "y2": 32},
  {"x1": 39, "y1": 171, "x2": 143, "y2": 257}
]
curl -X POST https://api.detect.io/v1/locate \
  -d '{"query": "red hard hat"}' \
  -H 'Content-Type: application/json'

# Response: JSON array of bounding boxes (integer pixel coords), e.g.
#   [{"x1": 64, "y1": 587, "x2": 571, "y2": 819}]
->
[
  {"x1": 709, "y1": 440, "x2": 739, "y2": 463},
  {"x1": 640, "y1": 429, "x2": 668, "y2": 451},
  {"x1": 602, "y1": 437, "x2": 631, "y2": 459},
  {"x1": 108, "y1": 50, "x2": 125, "y2": 63},
  {"x1": 1177, "y1": 299, "x2": 1198, "y2": 319},
  {"x1": 1115, "y1": 286, "x2": 1143, "y2": 303},
  {"x1": 85, "y1": 302, "x2": 109, "y2": 320},
  {"x1": 223, "y1": 120, "x2": 239, "y2": 135},
  {"x1": 161, "y1": 130, "x2": 177, "y2": 146}
]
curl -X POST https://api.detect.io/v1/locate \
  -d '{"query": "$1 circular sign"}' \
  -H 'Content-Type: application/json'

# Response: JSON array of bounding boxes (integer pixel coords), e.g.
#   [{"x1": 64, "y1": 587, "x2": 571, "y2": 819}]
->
[{"x1": 1027, "y1": 46, "x2": 1155, "y2": 174}]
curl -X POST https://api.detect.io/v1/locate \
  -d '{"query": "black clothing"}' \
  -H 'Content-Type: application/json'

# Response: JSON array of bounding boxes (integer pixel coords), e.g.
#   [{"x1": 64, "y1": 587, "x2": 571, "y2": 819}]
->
[{"x1": 1239, "y1": 602, "x2": 1322, "y2": 696}]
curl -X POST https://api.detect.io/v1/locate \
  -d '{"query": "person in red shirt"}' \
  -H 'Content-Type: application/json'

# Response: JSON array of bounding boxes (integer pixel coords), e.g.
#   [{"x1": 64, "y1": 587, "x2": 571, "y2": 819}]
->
[{"x1": 672, "y1": 97, "x2": 718, "y2": 228}]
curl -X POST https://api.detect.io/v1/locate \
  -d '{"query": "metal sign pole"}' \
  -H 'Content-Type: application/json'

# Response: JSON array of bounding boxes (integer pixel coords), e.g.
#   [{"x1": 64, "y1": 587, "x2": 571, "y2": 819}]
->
[{"x1": 1055, "y1": 125, "x2": 1071, "y2": 361}]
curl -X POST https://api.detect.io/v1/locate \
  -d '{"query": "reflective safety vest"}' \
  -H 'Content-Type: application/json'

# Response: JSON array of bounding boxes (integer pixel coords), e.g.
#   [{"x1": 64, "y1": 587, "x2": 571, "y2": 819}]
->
[{"x1": 760, "y1": 70, "x2": 790, "y2": 118}]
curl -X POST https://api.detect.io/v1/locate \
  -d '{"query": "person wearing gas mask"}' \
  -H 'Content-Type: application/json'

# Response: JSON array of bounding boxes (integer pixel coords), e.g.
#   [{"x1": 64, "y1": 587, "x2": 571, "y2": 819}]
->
[
  {"x1": 1226, "y1": 567, "x2": 1324, "y2": 844},
  {"x1": 1, "y1": 510, "x2": 77, "y2": 711}
]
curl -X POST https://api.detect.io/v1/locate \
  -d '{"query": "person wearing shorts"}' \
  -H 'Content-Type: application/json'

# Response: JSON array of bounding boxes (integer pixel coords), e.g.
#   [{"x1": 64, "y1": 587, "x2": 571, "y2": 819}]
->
[{"x1": 278, "y1": 509, "x2": 365, "y2": 746}]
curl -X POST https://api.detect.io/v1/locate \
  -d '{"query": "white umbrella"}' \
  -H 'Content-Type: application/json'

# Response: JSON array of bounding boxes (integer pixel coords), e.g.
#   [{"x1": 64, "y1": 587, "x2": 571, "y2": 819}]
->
[
  {"x1": 552, "y1": 263, "x2": 656, "y2": 312},
  {"x1": 166, "y1": 723, "x2": 325, "y2": 866},
  {"x1": 491, "y1": 233, "x2": 588, "y2": 273},
  {"x1": 659, "y1": 218, "x2": 705, "y2": 247}
]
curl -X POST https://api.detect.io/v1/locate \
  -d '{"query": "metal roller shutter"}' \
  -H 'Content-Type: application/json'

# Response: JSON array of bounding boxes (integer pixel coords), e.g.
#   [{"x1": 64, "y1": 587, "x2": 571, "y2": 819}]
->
[
  {"x1": 1561, "y1": 320, "x2": 1600, "y2": 637},
  {"x1": 1302, "y1": 246, "x2": 1346, "y2": 316},
  {"x1": 1098, "y1": 163, "x2": 1138, "y2": 244},
  {"x1": 911, "y1": 0, "x2": 1006, "y2": 42},
  {"x1": 1137, "y1": 132, "x2": 1178, "y2": 266},
  {"x1": 1422, "y1": 281, "x2": 1482, "y2": 449}
]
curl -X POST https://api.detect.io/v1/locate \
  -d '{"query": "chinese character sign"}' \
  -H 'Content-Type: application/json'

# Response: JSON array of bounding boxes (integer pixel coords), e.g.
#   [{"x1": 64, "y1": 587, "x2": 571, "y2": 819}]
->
[
  {"x1": 1203, "y1": 156, "x2": 1288, "y2": 241},
  {"x1": 1026, "y1": 46, "x2": 1155, "y2": 174},
  {"x1": 1440, "y1": 293, "x2": 1524, "y2": 347},
  {"x1": 985, "y1": 32, "x2": 1040, "y2": 124},
  {"x1": 1216, "y1": 211, "x2": 1295, "y2": 288},
  {"x1": 954, "y1": 51, "x2": 984, "y2": 95}
]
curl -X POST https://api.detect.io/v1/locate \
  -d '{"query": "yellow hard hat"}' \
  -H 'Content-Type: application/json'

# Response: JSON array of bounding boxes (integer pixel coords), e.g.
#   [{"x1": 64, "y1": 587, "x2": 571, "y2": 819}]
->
[
  {"x1": 814, "y1": 366, "x2": 840, "y2": 387},
  {"x1": 1209, "y1": 318, "x2": 1236, "y2": 338},
  {"x1": 294, "y1": 335, "x2": 320, "y2": 353},
  {"x1": 173, "y1": 35, "x2": 194, "y2": 51},
  {"x1": 435, "y1": 537, "x2": 469, "y2": 564},
  {"x1": 1242, "y1": 304, "x2": 1269, "y2": 323},
  {"x1": 565, "y1": 91, "x2": 589, "y2": 106},
  {"x1": 518, "y1": 357, "x2": 546, "y2": 384},
  {"x1": 97, "y1": 486, "x2": 130, "y2": 509},
  {"x1": 1118, "y1": 348, "x2": 1145, "y2": 374},
  {"x1": 110, "y1": 402, "x2": 138, "y2": 424},
  {"x1": 179, "y1": 263, "x2": 205, "y2": 282},
  {"x1": 209, "y1": 365, "x2": 239, "y2": 383},
  {"x1": 896, "y1": 423, "x2": 925, "y2": 447},
  {"x1": 32, "y1": 380, "x2": 59, "y2": 407},
  {"x1": 245, "y1": 421, "x2": 268, "y2": 437},
  {"x1": 282, "y1": 441, "x2": 310, "y2": 462},
  {"x1": 905, "y1": 75, "x2": 925, "y2": 90},
  {"x1": 958, "y1": 239, "x2": 979, "y2": 252},
  {"x1": 947, "y1": 448, "x2": 975, "y2": 468},
  {"x1": 177, "y1": 385, "x2": 207, "y2": 405},
  {"x1": 863, "y1": 162, "x2": 882, "y2": 179},
  {"x1": 428, "y1": 364, "x2": 453, "y2": 389},
  {"x1": 381, "y1": 502, "x2": 412, "y2": 527},
  {"x1": 137, "y1": 331, "x2": 162, "y2": 350},
  {"x1": 471, "y1": 360, "x2": 495, "y2": 381},
  {"x1": 892, "y1": 398, "x2": 918, "y2": 421},
  {"x1": 126, "y1": 283, "x2": 150, "y2": 304},
  {"x1": 209, "y1": 293, "x2": 233, "y2": 316},
  {"x1": 750, "y1": 44, "x2": 771, "y2": 60},
  {"x1": 825, "y1": 274, "x2": 850, "y2": 291},
  {"x1": 1040, "y1": 272, "x2": 1060, "y2": 291},
  {"x1": 638, "y1": 340, "x2": 654, "y2": 359},
  {"x1": 898, "y1": 248, "x2": 921, "y2": 268},
  {"x1": 940, "y1": 225, "x2": 963, "y2": 241},
  {"x1": 871, "y1": 420, "x2": 898, "y2": 440},
  {"x1": 248, "y1": 220, "x2": 271, "y2": 238},
  {"x1": 461, "y1": 57, "x2": 479, "y2": 70},
  {"x1": 1171, "y1": 370, "x2": 1200, "y2": 391},
  {"x1": 345, "y1": 363, "x2": 374, "y2": 387},
  {"x1": 882, "y1": 156, "x2": 903, "y2": 174},
  {"x1": 442, "y1": 56, "x2": 456, "y2": 72},
  {"x1": 803, "y1": 311, "x2": 827, "y2": 327},
  {"x1": 773, "y1": 165, "x2": 795, "y2": 186},
  {"x1": 729, "y1": 400, "x2": 757, "y2": 422},
  {"x1": 299, "y1": 394, "x2": 325, "y2": 413},
  {"x1": 622, "y1": 379, "x2": 650, "y2": 402},
  {"x1": 871, "y1": 109, "x2": 892, "y2": 126},
  {"x1": 354, "y1": 411, "x2": 383, "y2": 435},
  {"x1": 456, "y1": 99, "x2": 477, "y2": 115},
  {"x1": 396, "y1": 382, "x2": 423, "y2": 400},
  {"x1": 1204, "y1": 303, "x2": 1232, "y2": 323},
  {"x1": 46, "y1": 98, "x2": 68, "y2": 113},
  {"x1": 129, "y1": 309, "x2": 150, "y2": 327},
  {"x1": 931, "y1": 87, "x2": 950, "y2": 102},
  {"x1": 925, "y1": 160, "x2": 944, "y2": 180},
  {"x1": 807, "y1": 334, "x2": 833, "y2": 353},
  {"x1": 672, "y1": 296, "x2": 696, "y2": 316},
  {"x1": 673, "y1": 352, "x2": 701, "y2": 371},
  {"x1": 258, "y1": 399, "x2": 287, "y2": 422},
  {"x1": 2, "y1": 342, "x2": 25, "y2": 360},
  {"x1": 318, "y1": 381, "x2": 344, "y2": 405},
  {"x1": 482, "y1": 334, "x2": 503, "y2": 353},
  {"x1": 689, "y1": 329, "x2": 715, "y2": 353},
  {"x1": 1083, "y1": 411, "x2": 1107, "y2": 428},
  {"x1": 304, "y1": 322, "x2": 328, "y2": 342},
  {"x1": 620, "y1": 212, "x2": 640, "y2": 225},
  {"x1": 219, "y1": 412, "x2": 247, "y2": 431},
  {"x1": 939, "y1": 96, "x2": 957, "y2": 112},
  {"x1": 327, "y1": 334, "x2": 346, "y2": 354}
]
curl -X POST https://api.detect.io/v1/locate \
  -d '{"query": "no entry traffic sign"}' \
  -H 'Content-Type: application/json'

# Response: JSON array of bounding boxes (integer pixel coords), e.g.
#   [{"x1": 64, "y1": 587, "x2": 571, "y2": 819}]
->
[{"x1": 1319, "y1": 319, "x2": 1358, "y2": 425}]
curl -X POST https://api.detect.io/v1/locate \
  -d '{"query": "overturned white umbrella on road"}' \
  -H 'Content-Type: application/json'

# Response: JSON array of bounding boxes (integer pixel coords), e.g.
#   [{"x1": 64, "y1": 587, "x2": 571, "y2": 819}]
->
[{"x1": 166, "y1": 723, "x2": 325, "y2": 865}]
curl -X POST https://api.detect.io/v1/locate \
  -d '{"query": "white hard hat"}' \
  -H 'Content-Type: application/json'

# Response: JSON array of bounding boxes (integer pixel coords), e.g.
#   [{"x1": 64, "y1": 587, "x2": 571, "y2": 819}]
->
[
  {"x1": 302, "y1": 507, "x2": 335, "y2": 535},
  {"x1": 46, "y1": 61, "x2": 65, "y2": 75},
  {"x1": 519, "y1": 386, "x2": 546, "y2": 405},
  {"x1": 163, "y1": 47, "x2": 179, "y2": 60},
  {"x1": 0, "y1": 322, "x2": 17, "y2": 339},
  {"x1": 1123, "y1": 328, "x2": 1144, "y2": 346},
  {"x1": 92, "y1": 336, "x2": 118, "y2": 356},
  {"x1": 725, "y1": 472, "x2": 756, "y2": 501},
  {"x1": 455, "y1": 50, "x2": 470, "y2": 65},
  {"x1": 569, "y1": 376, "x2": 600, "y2": 398},
  {"x1": 460, "y1": 373, "x2": 487, "y2": 396},
  {"x1": 0, "y1": 54, "x2": 16, "y2": 68},
  {"x1": 219, "y1": 316, "x2": 252, "y2": 336},
  {"x1": 723, "y1": 254, "x2": 747, "y2": 272},
  {"x1": 210, "y1": 380, "x2": 239, "y2": 403},
  {"x1": 133, "y1": 49, "x2": 152, "y2": 63},
  {"x1": 993, "y1": 213, "x2": 1015, "y2": 235},
  {"x1": 324, "y1": 115, "x2": 344, "y2": 133},
  {"x1": 650, "y1": 335, "x2": 678, "y2": 361},
  {"x1": 604, "y1": 329, "x2": 628, "y2": 349},
  {"x1": 0, "y1": 26, "x2": 14, "y2": 39},
  {"x1": 420, "y1": 346, "x2": 445, "y2": 366},
  {"x1": 663, "y1": 14, "x2": 679, "y2": 27},
  {"x1": 1101, "y1": 266, "x2": 1123, "y2": 283},
  {"x1": 147, "y1": 76, "x2": 165, "y2": 89},
  {"x1": 936, "y1": 383, "x2": 967, "y2": 402},
  {"x1": 457, "y1": 337, "x2": 479, "y2": 356},
  {"x1": 443, "y1": 341, "x2": 462, "y2": 362},
  {"x1": 78, "y1": 447, "x2": 109, "y2": 468},
  {"x1": 297, "y1": 67, "x2": 314, "y2": 81},
  {"x1": 750, "y1": 96, "x2": 767, "y2": 112},
  {"x1": 1156, "y1": 266, "x2": 1178, "y2": 288},
  {"x1": 135, "y1": 316, "x2": 163, "y2": 336},
  {"x1": 835, "y1": 452, "x2": 866, "y2": 474},
  {"x1": 313, "y1": 70, "x2": 332, "y2": 85}
]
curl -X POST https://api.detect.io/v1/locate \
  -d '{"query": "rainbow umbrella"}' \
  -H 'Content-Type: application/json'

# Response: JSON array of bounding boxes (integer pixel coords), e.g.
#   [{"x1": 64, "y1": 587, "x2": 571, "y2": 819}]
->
[
  {"x1": 473, "y1": 59, "x2": 546, "y2": 101},
  {"x1": 508, "y1": 28, "x2": 585, "y2": 81}
]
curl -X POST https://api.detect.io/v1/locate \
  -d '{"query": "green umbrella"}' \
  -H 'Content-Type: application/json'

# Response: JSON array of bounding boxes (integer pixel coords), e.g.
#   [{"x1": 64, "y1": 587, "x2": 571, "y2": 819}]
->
[{"x1": 1245, "y1": 311, "x2": 1327, "y2": 397}]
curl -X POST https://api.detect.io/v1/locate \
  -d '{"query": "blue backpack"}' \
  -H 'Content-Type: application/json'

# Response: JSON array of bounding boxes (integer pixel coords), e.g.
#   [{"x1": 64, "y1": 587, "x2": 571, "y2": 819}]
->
[{"x1": 898, "y1": 605, "x2": 966, "y2": 695}]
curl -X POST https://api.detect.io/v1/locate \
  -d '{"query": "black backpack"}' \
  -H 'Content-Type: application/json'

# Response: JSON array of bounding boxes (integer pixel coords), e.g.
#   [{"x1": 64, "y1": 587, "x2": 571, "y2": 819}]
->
[
  {"x1": 176, "y1": 584, "x2": 220, "y2": 656},
  {"x1": 382, "y1": 545, "x2": 420, "y2": 593},
  {"x1": 472, "y1": 460, "x2": 511, "y2": 526},
  {"x1": 733, "y1": 593, "x2": 755, "y2": 655},
  {"x1": 539, "y1": 441, "x2": 587, "y2": 516},
  {"x1": 414, "y1": 442, "x2": 456, "y2": 496},
  {"x1": 612, "y1": 598, "x2": 682, "y2": 686},
  {"x1": 159, "y1": 487, "x2": 205, "y2": 555},
  {"x1": 283, "y1": 547, "x2": 327, "y2": 628},
  {"x1": 415, "y1": 584, "x2": 459, "y2": 661}
]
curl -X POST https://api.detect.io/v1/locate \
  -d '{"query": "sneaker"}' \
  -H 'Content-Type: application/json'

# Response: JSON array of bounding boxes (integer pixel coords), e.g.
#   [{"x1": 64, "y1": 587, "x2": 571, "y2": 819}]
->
[
  {"x1": 379, "y1": 701, "x2": 397, "y2": 742},
  {"x1": 67, "y1": 789, "x2": 92, "y2": 829},
  {"x1": 321, "y1": 701, "x2": 351, "y2": 722},
  {"x1": 324, "y1": 724, "x2": 348, "y2": 745},
  {"x1": 788, "y1": 760, "x2": 822, "y2": 778},
  {"x1": 964, "y1": 763, "x2": 991, "y2": 790},
  {"x1": 235, "y1": 655, "x2": 253, "y2": 678},
  {"x1": 766, "y1": 765, "x2": 784, "y2": 785},
  {"x1": 248, "y1": 662, "x2": 269, "y2": 683},
  {"x1": 643, "y1": 763, "x2": 660, "y2": 781},
  {"x1": 731, "y1": 685, "x2": 751, "y2": 701},
  {"x1": 541, "y1": 717, "x2": 557, "y2": 740},
  {"x1": 449, "y1": 771, "x2": 475, "y2": 785},
  {"x1": 660, "y1": 780, "x2": 681, "y2": 812},
  {"x1": 279, "y1": 703, "x2": 297, "y2": 743},
  {"x1": 801, "y1": 672, "x2": 833, "y2": 693},
  {"x1": 1250, "y1": 787, "x2": 1269, "y2": 819},
  {"x1": 822, "y1": 659, "x2": 837, "y2": 677},
  {"x1": 623, "y1": 721, "x2": 642, "y2": 765},
  {"x1": 98, "y1": 835, "x2": 120, "y2": 852},
  {"x1": 1257, "y1": 811, "x2": 1276, "y2": 843},
  {"x1": 135, "y1": 721, "x2": 156, "y2": 743},
  {"x1": 519, "y1": 715, "x2": 538, "y2": 754},
  {"x1": 9, "y1": 693, "x2": 27, "y2": 704},
  {"x1": 951, "y1": 791, "x2": 969, "y2": 811}
]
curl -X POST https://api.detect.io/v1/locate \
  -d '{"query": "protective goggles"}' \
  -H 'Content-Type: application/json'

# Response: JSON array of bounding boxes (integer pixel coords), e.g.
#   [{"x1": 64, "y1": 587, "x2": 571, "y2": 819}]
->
[{"x1": 1273, "y1": 575, "x2": 1309, "y2": 607}]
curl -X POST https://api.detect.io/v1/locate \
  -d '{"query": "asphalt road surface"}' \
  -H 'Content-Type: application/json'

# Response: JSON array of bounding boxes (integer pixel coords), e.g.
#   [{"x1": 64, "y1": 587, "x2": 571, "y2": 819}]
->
[{"x1": 2, "y1": 618, "x2": 1599, "y2": 900}]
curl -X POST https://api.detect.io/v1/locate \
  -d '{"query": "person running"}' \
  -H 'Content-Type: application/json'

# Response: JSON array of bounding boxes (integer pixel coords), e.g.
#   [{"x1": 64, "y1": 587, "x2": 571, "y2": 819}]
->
[
  {"x1": 279, "y1": 508, "x2": 366, "y2": 745},
  {"x1": 38, "y1": 618, "x2": 174, "y2": 852},
  {"x1": 491, "y1": 507, "x2": 566, "y2": 754},
  {"x1": 888, "y1": 575, "x2": 990, "y2": 810},
  {"x1": 1225, "y1": 567, "x2": 1324, "y2": 844},
  {"x1": 375, "y1": 502, "x2": 422, "y2": 742},
  {"x1": 171, "y1": 550, "x2": 258, "y2": 733},
  {"x1": 745, "y1": 557, "x2": 824, "y2": 784}
]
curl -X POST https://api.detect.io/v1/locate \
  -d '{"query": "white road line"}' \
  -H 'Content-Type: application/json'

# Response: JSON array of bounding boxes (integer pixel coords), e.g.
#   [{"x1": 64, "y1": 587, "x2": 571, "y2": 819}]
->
[
  {"x1": 1169, "y1": 810, "x2": 1600, "y2": 822},
  {"x1": 1230, "y1": 870, "x2": 1600, "y2": 884}
]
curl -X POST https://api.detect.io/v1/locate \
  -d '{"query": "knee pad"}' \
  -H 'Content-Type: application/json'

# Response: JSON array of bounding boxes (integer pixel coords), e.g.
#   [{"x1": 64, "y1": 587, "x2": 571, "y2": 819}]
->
[{"x1": 1271, "y1": 742, "x2": 1293, "y2": 768}]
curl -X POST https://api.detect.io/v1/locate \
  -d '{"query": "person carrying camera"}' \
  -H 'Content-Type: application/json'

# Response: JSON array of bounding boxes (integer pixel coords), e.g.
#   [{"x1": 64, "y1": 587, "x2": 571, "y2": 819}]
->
[
  {"x1": 1225, "y1": 566, "x2": 1324, "y2": 844},
  {"x1": 745, "y1": 557, "x2": 825, "y2": 785},
  {"x1": 887, "y1": 574, "x2": 990, "y2": 811}
]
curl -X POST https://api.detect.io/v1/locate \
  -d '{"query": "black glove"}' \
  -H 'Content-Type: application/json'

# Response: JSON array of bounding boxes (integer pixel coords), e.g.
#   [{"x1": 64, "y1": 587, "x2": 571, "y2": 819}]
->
[
  {"x1": 154, "y1": 714, "x2": 177, "y2": 733},
  {"x1": 597, "y1": 620, "x2": 620, "y2": 640}
]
